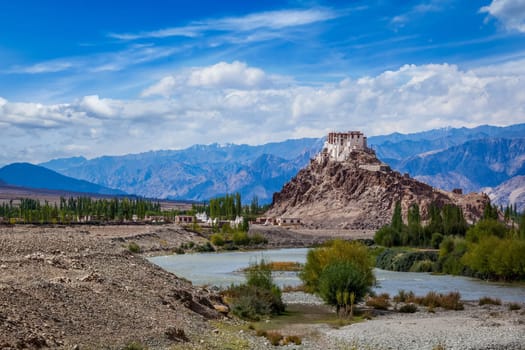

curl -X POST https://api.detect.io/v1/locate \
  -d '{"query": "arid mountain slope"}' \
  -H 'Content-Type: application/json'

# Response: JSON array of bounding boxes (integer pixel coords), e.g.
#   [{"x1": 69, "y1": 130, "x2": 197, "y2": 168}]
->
[{"x1": 268, "y1": 150, "x2": 489, "y2": 230}]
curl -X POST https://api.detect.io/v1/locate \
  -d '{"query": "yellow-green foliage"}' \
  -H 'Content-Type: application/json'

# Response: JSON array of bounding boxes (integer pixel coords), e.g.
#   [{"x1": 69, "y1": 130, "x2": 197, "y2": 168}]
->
[
  {"x1": 300, "y1": 240, "x2": 375, "y2": 294},
  {"x1": 462, "y1": 237, "x2": 525, "y2": 280}
]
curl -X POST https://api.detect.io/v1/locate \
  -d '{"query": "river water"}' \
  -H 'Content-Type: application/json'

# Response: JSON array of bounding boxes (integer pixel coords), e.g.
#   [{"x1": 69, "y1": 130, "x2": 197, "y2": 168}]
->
[{"x1": 149, "y1": 248, "x2": 525, "y2": 302}]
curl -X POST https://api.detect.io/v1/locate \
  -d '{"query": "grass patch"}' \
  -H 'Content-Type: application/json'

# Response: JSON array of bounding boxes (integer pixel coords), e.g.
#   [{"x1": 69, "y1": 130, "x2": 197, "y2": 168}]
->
[
  {"x1": 242, "y1": 261, "x2": 303, "y2": 272},
  {"x1": 366, "y1": 293, "x2": 391, "y2": 310},
  {"x1": 479, "y1": 296, "x2": 502, "y2": 306}
]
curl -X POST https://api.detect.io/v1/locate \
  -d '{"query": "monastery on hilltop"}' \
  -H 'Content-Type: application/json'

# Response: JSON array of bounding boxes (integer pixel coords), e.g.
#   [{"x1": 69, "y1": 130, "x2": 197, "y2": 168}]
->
[{"x1": 317, "y1": 130, "x2": 374, "y2": 161}]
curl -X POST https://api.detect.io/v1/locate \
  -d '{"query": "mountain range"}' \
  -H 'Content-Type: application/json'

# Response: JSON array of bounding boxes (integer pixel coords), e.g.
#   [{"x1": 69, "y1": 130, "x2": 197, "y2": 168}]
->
[
  {"x1": 0, "y1": 163, "x2": 125, "y2": 195},
  {"x1": 1, "y1": 124, "x2": 523, "y2": 211}
]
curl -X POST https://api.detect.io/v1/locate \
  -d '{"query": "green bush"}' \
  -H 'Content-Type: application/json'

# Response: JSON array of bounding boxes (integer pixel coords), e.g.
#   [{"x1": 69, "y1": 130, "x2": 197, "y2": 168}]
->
[
  {"x1": 249, "y1": 233, "x2": 268, "y2": 245},
  {"x1": 232, "y1": 231, "x2": 250, "y2": 245},
  {"x1": 431, "y1": 233, "x2": 444, "y2": 249},
  {"x1": 410, "y1": 259, "x2": 435, "y2": 272},
  {"x1": 127, "y1": 242, "x2": 141, "y2": 253},
  {"x1": 374, "y1": 225, "x2": 399, "y2": 247},
  {"x1": 195, "y1": 242, "x2": 215, "y2": 252},
  {"x1": 210, "y1": 233, "x2": 225, "y2": 246},
  {"x1": 224, "y1": 260, "x2": 284, "y2": 321},
  {"x1": 438, "y1": 237, "x2": 467, "y2": 275},
  {"x1": 301, "y1": 240, "x2": 374, "y2": 294},
  {"x1": 466, "y1": 219, "x2": 509, "y2": 243},
  {"x1": 376, "y1": 248, "x2": 438, "y2": 272},
  {"x1": 300, "y1": 240, "x2": 374, "y2": 317},
  {"x1": 318, "y1": 261, "x2": 371, "y2": 311},
  {"x1": 462, "y1": 237, "x2": 525, "y2": 280}
]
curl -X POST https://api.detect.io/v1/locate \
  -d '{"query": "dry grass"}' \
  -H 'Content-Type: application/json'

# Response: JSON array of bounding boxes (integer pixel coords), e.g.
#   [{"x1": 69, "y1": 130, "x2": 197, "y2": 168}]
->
[
  {"x1": 366, "y1": 293, "x2": 391, "y2": 310},
  {"x1": 243, "y1": 261, "x2": 303, "y2": 272},
  {"x1": 479, "y1": 296, "x2": 502, "y2": 306}
]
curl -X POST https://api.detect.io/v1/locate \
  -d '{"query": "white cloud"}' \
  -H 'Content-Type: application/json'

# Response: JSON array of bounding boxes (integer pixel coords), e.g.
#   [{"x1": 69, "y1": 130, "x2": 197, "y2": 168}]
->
[
  {"x1": 480, "y1": 0, "x2": 525, "y2": 32},
  {"x1": 18, "y1": 61, "x2": 74, "y2": 74},
  {"x1": 78, "y1": 95, "x2": 118, "y2": 118},
  {"x1": 109, "y1": 8, "x2": 338, "y2": 41},
  {"x1": 141, "y1": 76, "x2": 176, "y2": 97},
  {"x1": 188, "y1": 61, "x2": 267, "y2": 89},
  {"x1": 2, "y1": 59, "x2": 525, "y2": 165}
]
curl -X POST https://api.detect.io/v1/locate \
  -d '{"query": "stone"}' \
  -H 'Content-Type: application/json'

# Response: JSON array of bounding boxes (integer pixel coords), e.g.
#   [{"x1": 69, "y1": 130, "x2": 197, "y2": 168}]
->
[{"x1": 212, "y1": 304, "x2": 229, "y2": 314}]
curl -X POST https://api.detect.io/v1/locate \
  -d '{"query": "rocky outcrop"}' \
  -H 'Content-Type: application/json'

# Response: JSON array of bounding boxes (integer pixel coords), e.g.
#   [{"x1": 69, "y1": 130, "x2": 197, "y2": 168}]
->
[{"x1": 267, "y1": 150, "x2": 489, "y2": 230}]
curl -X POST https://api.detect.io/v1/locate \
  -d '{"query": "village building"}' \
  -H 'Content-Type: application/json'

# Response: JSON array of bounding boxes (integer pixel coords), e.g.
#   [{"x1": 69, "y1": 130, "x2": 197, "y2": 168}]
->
[
  {"x1": 175, "y1": 215, "x2": 195, "y2": 224},
  {"x1": 277, "y1": 217, "x2": 301, "y2": 226}
]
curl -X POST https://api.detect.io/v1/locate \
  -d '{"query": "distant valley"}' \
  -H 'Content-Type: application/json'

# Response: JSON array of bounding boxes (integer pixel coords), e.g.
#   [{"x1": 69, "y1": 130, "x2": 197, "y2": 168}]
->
[{"x1": 1, "y1": 124, "x2": 523, "y2": 211}]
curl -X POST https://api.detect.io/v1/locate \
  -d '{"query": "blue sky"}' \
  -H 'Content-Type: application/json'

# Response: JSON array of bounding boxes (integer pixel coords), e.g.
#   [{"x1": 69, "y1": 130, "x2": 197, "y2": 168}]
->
[{"x1": 1, "y1": 0, "x2": 525, "y2": 164}]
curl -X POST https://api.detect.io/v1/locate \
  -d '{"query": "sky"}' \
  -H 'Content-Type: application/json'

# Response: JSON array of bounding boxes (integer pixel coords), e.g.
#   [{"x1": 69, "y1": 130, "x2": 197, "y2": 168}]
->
[{"x1": 1, "y1": 0, "x2": 525, "y2": 165}]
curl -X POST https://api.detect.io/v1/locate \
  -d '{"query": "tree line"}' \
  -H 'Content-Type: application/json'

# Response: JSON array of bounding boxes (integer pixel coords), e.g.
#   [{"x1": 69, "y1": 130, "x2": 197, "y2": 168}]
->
[
  {"x1": 0, "y1": 196, "x2": 171, "y2": 224},
  {"x1": 374, "y1": 200, "x2": 525, "y2": 281},
  {"x1": 204, "y1": 193, "x2": 268, "y2": 220}
]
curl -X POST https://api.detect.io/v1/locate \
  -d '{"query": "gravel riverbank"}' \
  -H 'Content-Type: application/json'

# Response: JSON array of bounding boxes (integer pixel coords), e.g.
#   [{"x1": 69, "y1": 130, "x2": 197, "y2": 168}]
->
[{"x1": 324, "y1": 302, "x2": 525, "y2": 350}]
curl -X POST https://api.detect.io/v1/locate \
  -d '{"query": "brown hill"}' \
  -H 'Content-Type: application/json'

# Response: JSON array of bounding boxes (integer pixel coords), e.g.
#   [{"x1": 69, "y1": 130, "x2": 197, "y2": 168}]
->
[{"x1": 267, "y1": 147, "x2": 489, "y2": 230}]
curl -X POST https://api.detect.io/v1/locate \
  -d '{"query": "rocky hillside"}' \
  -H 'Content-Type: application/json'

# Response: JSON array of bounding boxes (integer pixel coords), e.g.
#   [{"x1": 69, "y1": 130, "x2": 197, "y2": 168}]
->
[
  {"x1": 484, "y1": 176, "x2": 525, "y2": 213},
  {"x1": 0, "y1": 225, "x2": 228, "y2": 349},
  {"x1": 396, "y1": 138, "x2": 525, "y2": 193},
  {"x1": 267, "y1": 150, "x2": 489, "y2": 230}
]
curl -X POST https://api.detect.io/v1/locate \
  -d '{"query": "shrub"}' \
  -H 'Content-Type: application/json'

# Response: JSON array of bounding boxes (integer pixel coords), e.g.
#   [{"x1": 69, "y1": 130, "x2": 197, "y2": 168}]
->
[
  {"x1": 479, "y1": 296, "x2": 502, "y2": 306},
  {"x1": 127, "y1": 242, "x2": 141, "y2": 253},
  {"x1": 440, "y1": 291, "x2": 463, "y2": 310},
  {"x1": 232, "y1": 231, "x2": 250, "y2": 245},
  {"x1": 210, "y1": 233, "x2": 225, "y2": 246},
  {"x1": 439, "y1": 237, "x2": 468, "y2": 275},
  {"x1": 283, "y1": 335, "x2": 302, "y2": 345},
  {"x1": 301, "y1": 240, "x2": 374, "y2": 294},
  {"x1": 393, "y1": 289, "x2": 415, "y2": 303},
  {"x1": 374, "y1": 225, "x2": 399, "y2": 247},
  {"x1": 195, "y1": 242, "x2": 215, "y2": 252},
  {"x1": 399, "y1": 303, "x2": 418, "y2": 313},
  {"x1": 376, "y1": 249, "x2": 438, "y2": 272},
  {"x1": 419, "y1": 291, "x2": 463, "y2": 310},
  {"x1": 410, "y1": 259, "x2": 435, "y2": 272},
  {"x1": 366, "y1": 294, "x2": 391, "y2": 310},
  {"x1": 431, "y1": 233, "x2": 444, "y2": 249},
  {"x1": 249, "y1": 233, "x2": 268, "y2": 245},
  {"x1": 508, "y1": 303, "x2": 522, "y2": 311},
  {"x1": 318, "y1": 262, "x2": 369, "y2": 316},
  {"x1": 224, "y1": 260, "x2": 284, "y2": 321},
  {"x1": 265, "y1": 331, "x2": 283, "y2": 346}
]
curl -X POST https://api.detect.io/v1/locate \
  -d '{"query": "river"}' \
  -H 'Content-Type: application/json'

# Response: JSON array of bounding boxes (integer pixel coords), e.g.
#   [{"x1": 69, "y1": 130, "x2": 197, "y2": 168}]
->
[{"x1": 149, "y1": 248, "x2": 525, "y2": 302}]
